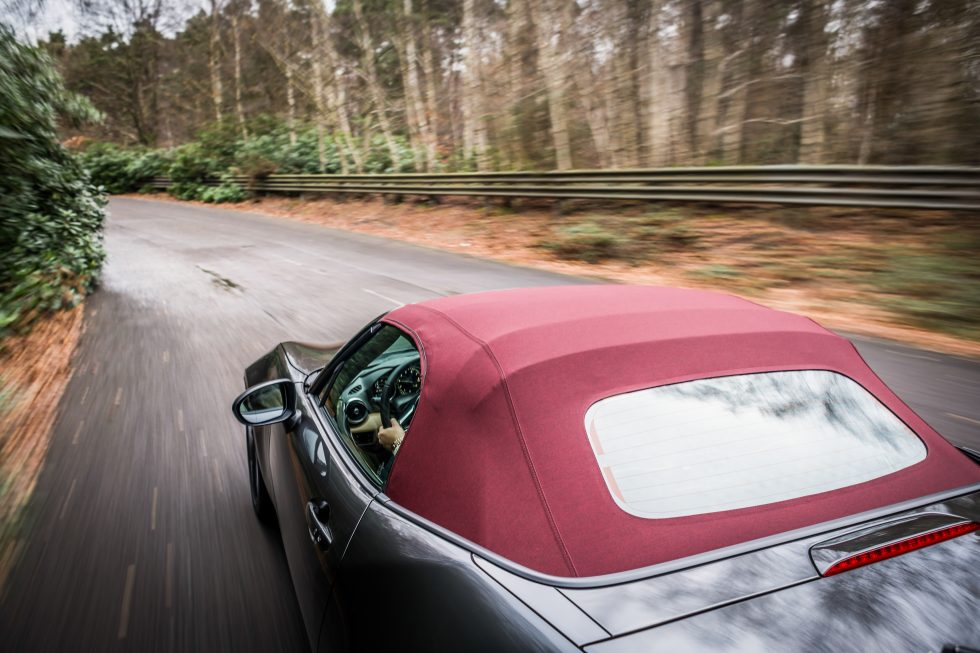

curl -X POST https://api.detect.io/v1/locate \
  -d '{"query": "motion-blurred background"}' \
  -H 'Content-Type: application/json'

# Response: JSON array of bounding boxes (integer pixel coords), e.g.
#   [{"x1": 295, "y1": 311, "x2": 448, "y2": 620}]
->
[
  {"x1": 1, "y1": 0, "x2": 978, "y2": 650},
  {"x1": 7, "y1": 0, "x2": 980, "y2": 168}
]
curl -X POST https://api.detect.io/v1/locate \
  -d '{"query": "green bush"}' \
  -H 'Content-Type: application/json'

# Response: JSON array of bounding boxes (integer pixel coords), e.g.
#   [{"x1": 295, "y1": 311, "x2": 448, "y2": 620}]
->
[
  {"x1": 167, "y1": 181, "x2": 207, "y2": 201},
  {"x1": 77, "y1": 142, "x2": 168, "y2": 194},
  {"x1": 129, "y1": 149, "x2": 169, "y2": 186},
  {"x1": 76, "y1": 114, "x2": 421, "y2": 203},
  {"x1": 363, "y1": 133, "x2": 416, "y2": 173},
  {"x1": 0, "y1": 25, "x2": 106, "y2": 337},
  {"x1": 199, "y1": 175, "x2": 246, "y2": 203},
  {"x1": 540, "y1": 222, "x2": 626, "y2": 263},
  {"x1": 235, "y1": 123, "x2": 341, "y2": 175},
  {"x1": 168, "y1": 142, "x2": 219, "y2": 187}
]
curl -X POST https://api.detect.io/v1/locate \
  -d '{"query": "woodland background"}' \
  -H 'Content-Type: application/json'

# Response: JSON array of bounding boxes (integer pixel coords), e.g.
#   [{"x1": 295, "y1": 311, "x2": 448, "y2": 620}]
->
[
  {"x1": 1, "y1": 0, "x2": 979, "y2": 344},
  {"x1": 22, "y1": 0, "x2": 980, "y2": 176}
]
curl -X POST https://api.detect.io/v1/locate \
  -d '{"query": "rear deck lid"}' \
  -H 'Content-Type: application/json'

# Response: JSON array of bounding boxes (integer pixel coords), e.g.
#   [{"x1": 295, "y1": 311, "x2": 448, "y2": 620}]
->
[{"x1": 561, "y1": 485, "x2": 980, "y2": 651}]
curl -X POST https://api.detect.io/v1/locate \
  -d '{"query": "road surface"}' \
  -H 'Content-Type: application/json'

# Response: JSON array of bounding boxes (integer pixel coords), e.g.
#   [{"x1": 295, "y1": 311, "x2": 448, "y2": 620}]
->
[{"x1": 1, "y1": 197, "x2": 977, "y2": 651}]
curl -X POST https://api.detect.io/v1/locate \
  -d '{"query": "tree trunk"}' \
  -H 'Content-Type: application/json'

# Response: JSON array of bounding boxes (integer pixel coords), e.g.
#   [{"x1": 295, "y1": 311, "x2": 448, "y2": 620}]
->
[
  {"x1": 231, "y1": 13, "x2": 248, "y2": 139},
  {"x1": 309, "y1": 12, "x2": 329, "y2": 173},
  {"x1": 333, "y1": 78, "x2": 363, "y2": 173},
  {"x1": 307, "y1": 4, "x2": 363, "y2": 173},
  {"x1": 395, "y1": 34, "x2": 425, "y2": 171},
  {"x1": 608, "y1": 35, "x2": 631, "y2": 167},
  {"x1": 421, "y1": 29, "x2": 441, "y2": 167},
  {"x1": 696, "y1": 0, "x2": 723, "y2": 164},
  {"x1": 253, "y1": 4, "x2": 296, "y2": 146},
  {"x1": 655, "y1": 3, "x2": 691, "y2": 164},
  {"x1": 461, "y1": 0, "x2": 489, "y2": 170},
  {"x1": 352, "y1": 0, "x2": 403, "y2": 169},
  {"x1": 503, "y1": 0, "x2": 526, "y2": 169},
  {"x1": 624, "y1": 0, "x2": 648, "y2": 165},
  {"x1": 208, "y1": 0, "x2": 224, "y2": 123},
  {"x1": 646, "y1": 0, "x2": 672, "y2": 166},
  {"x1": 532, "y1": 0, "x2": 574, "y2": 170},
  {"x1": 420, "y1": 0, "x2": 441, "y2": 167},
  {"x1": 284, "y1": 59, "x2": 297, "y2": 146},
  {"x1": 684, "y1": 0, "x2": 704, "y2": 162},
  {"x1": 717, "y1": 0, "x2": 754, "y2": 164},
  {"x1": 403, "y1": 0, "x2": 436, "y2": 170},
  {"x1": 581, "y1": 62, "x2": 613, "y2": 168},
  {"x1": 799, "y1": 0, "x2": 829, "y2": 163}
]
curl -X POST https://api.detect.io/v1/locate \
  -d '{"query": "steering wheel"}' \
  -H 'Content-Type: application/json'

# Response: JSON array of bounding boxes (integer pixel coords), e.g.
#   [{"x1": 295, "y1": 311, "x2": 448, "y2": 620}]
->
[{"x1": 379, "y1": 358, "x2": 420, "y2": 432}]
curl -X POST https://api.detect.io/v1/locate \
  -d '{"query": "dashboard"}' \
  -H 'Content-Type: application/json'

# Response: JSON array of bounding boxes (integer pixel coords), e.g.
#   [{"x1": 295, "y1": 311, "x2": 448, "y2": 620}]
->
[
  {"x1": 337, "y1": 348, "x2": 422, "y2": 448},
  {"x1": 370, "y1": 366, "x2": 421, "y2": 401}
]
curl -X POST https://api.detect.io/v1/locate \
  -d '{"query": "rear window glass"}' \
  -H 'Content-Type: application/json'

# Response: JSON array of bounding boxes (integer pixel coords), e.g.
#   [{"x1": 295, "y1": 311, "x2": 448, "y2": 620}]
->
[{"x1": 585, "y1": 370, "x2": 926, "y2": 519}]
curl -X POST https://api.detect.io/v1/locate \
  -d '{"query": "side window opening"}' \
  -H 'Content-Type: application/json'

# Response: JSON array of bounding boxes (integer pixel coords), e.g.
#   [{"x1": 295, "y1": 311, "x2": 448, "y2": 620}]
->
[{"x1": 321, "y1": 324, "x2": 421, "y2": 485}]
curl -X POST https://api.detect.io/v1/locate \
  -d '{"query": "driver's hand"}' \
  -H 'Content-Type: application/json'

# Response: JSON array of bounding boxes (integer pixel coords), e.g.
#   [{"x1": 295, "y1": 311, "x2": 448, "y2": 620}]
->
[{"x1": 378, "y1": 418, "x2": 405, "y2": 453}]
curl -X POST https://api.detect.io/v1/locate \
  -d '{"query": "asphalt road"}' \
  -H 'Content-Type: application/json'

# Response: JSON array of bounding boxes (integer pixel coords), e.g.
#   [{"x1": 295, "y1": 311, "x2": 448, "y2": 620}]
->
[{"x1": 1, "y1": 197, "x2": 978, "y2": 652}]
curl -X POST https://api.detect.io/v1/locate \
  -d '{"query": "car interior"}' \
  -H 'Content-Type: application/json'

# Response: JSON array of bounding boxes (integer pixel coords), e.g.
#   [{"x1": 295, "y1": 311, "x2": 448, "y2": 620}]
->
[{"x1": 322, "y1": 325, "x2": 422, "y2": 482}]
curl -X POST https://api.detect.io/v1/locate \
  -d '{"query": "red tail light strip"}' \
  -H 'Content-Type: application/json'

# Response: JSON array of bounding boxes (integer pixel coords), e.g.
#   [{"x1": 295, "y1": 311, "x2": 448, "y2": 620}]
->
[{"x1": 822, "y1": 521, "x2": 979, "y2": 577}]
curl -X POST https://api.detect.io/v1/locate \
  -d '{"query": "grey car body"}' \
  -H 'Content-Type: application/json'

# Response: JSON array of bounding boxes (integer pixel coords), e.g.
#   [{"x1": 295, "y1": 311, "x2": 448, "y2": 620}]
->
[{"x1": 238, "y1": 329, "x2": 980, "y2": 653}]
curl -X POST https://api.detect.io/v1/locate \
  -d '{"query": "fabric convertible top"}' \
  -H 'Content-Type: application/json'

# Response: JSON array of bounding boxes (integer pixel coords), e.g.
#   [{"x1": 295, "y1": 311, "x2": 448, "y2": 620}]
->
[{"x1": 381, "y1": 286, "x2": 980, "y2": 577}]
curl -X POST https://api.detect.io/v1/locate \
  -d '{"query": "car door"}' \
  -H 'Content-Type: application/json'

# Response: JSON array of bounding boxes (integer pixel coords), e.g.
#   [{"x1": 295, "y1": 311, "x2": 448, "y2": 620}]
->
[
  {"x1": 267, "y1": 336, "x2": 382, "y2": 649},
  {"x1": 271, "y1": 322, "x2": 419, "y2": 650},
  {"x1": 268, "y1": 400, "x2": 376, "y2": 650}
]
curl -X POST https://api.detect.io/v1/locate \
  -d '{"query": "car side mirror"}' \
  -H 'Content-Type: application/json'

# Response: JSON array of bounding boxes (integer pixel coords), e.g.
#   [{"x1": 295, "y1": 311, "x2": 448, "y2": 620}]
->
[{"x1": 232, "y1": 379, "x2": 295, "y2": 426}]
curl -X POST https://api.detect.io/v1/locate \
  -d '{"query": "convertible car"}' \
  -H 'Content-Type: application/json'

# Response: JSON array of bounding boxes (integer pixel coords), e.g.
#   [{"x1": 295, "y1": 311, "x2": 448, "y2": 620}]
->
[{"x1": 232, "y1": 285, "x2": 980, "y2": 652}]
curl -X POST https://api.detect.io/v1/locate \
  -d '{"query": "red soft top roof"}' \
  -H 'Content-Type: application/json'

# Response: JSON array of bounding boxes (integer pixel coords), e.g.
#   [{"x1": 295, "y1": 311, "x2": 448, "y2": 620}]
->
[{"x1": 382, "y1": 285, "x2": 979, "y2": 577}]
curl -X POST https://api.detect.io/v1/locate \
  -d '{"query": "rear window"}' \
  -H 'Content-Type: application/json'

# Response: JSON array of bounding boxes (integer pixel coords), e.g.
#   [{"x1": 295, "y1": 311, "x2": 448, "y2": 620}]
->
[{"x1": 585, "y1": 370, "x2": 927, "y2": 519}]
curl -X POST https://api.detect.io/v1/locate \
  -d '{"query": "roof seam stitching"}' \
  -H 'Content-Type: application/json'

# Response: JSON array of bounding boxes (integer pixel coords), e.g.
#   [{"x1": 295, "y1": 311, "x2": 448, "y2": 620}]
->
[{"x1": 413, "y1": 304, "x2": 579, "y2": 576}]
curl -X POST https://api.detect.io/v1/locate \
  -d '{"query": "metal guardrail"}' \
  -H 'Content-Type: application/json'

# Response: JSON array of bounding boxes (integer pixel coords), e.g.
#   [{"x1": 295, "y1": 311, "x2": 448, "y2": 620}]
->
[{"x1": 150, "y1": 165, "x2": 980, "y2": 210}]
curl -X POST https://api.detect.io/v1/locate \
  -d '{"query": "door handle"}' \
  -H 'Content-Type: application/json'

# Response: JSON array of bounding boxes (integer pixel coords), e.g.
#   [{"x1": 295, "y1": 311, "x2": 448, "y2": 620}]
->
[{"x1": 306, "y1": 499, "x2": 333, "y2": 551}]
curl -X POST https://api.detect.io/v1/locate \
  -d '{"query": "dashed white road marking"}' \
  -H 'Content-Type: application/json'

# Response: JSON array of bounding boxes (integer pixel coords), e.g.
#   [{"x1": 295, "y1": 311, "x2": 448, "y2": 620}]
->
[
  {"x1": 80, "y1": 385, "x2": 90, "y2": 405},
  {"x1": 885, "y1": 348, "x2": 939, "y2": 362},
  {"x1": 213, "y1": 459, "x2": 223, "y2": 494},
  {"x1": 151, "y1": 487, "x2": 159, "y2": 531},
  {"x1": 947, "y1": 412, "x2": 980, "y2": 427},
  {"x1": 114, "y1": 387, "x2": 123, "y2": 406},
  {"x1": 162, "y1": 351, "x2": 170, "y2": 363},
  {"x1": 185, "y1": 549, "x2": 192, "y2": 602},
  {"x1": 117, "y1": 564, "x2": 136, "y2": 639},
  {"x1": 165, "y1": 542, "x2": 174, "y2": 609},
  {"x1": 363, "y1": 288, "x2": 404, "y2": 307},
  {"x1": 944, "y1": 374, "x2": 980, "y2": 386},
  {"x1": 200, "y1": 430, "x2": 208, "y2": 457},
  {"x1": 71, "y1": 420, "x2": 85, "y2": 445},
  {"x1": 59, "y1": 479, "x2": 77, "y2": 520},
  {"x1": 177, "y1": 409, "x2": 184, "y2": 433}
]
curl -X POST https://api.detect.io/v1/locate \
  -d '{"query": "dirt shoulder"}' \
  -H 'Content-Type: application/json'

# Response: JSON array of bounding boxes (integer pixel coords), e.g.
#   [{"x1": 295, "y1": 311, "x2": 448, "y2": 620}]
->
[
  {"x1": 0, "y1": 306, "x2": 84, "y2": 591},
  {"x1": 130, "y1": 193, "x2": 980, "y2": 359}
]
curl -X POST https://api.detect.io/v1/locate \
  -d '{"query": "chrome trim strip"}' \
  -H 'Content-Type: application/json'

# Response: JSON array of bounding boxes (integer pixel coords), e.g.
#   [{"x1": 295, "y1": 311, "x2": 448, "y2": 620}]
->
[{"x1": 376, "y1": 481, "x2": 980, "y2": 589}]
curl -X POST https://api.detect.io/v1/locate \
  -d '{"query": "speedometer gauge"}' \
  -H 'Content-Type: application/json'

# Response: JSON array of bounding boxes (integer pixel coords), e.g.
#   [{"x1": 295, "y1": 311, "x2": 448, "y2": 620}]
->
[{"x1": 396, "y1": 367, "x2": 421, "y2": 395}]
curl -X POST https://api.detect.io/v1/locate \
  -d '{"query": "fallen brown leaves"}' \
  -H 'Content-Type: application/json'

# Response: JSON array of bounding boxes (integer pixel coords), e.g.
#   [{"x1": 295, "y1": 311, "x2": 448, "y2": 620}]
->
[
  {"x1": 130, "y1": 193, "x2": 980, "y2": 358},
  {"x1": 0, "y1": 305, "x2": 84, "y2": 592}
]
